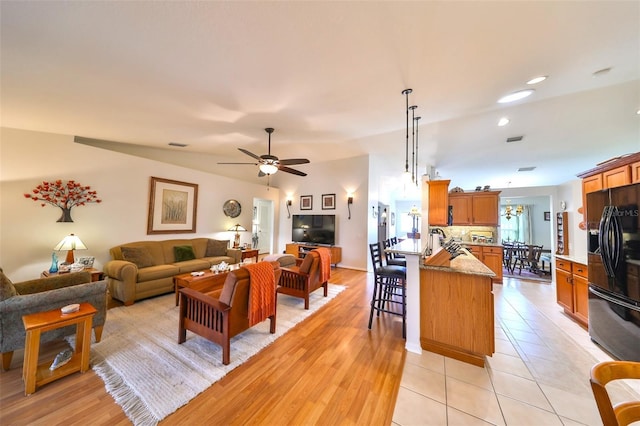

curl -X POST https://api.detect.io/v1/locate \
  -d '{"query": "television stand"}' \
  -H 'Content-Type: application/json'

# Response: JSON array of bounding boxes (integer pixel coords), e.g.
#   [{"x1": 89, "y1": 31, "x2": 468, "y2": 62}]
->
[{"x1": 285, "y1": 243, "x2": 342, "y2": 267}]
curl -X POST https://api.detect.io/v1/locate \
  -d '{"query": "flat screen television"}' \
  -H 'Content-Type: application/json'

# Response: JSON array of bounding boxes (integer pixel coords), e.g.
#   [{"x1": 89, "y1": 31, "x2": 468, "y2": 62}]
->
[{"x1": 292, "y1": 214, "x2": 336, "y2": 246}]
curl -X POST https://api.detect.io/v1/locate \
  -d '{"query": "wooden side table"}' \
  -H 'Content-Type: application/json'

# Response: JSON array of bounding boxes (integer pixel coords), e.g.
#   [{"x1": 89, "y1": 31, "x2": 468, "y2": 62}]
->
[
  {"x1": 240, "y1": 249, "x2": 259, "y2": 263},
  {"x1": 42, "y1": 267, "x2": 104, "y2": 282},
  {"x1": 21, "y1": 303, "x2": 96, "y2": 395}
]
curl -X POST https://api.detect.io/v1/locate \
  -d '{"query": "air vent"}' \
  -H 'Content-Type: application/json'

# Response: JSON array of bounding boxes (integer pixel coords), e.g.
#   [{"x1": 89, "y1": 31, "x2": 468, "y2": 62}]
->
[
  {"x1": 506, "y1": 136, "x2": 524, "y2": 143},
  {"x1": 168, "y1": 142, "x2": 188, "y2": 147},
  {"x1": 518, "y1": 166, "x2": 536, "y2": 172}
]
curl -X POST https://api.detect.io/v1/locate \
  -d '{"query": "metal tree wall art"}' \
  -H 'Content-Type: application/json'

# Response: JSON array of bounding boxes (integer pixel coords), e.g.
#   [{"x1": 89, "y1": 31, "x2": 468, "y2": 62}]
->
[{"x1": 24, "y1": 180, "x2": 101, "y2": 222}]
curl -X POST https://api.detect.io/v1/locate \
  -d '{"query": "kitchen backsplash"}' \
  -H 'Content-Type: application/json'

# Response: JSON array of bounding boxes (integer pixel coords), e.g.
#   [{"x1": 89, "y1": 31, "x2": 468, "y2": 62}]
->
[{"x1": 430, "y1": 225, "x2": 500, "y2": 243}]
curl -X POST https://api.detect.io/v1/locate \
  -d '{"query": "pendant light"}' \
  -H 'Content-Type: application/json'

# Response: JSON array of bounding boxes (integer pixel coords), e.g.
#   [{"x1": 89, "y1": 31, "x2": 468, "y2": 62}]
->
[
  {"x1": 401, "y1": 89, "x2": 412, "y2": 181},
  {"x1": 409, "y1": 104, "x2": 418, "y2": 183},
  {"x1": 414, "y1": 115, "x2": 421, "y2": 187}
]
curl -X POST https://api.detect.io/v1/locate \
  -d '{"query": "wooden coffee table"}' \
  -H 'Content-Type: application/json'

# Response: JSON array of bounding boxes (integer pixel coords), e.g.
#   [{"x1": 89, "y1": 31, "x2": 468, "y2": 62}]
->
[{"x1": 173, "y1": 268, "x2": 236, "y2": 306}]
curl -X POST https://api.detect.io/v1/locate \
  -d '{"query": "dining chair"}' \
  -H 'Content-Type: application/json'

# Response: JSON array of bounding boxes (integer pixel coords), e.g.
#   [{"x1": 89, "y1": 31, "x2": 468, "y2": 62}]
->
[
  {"x1": 590, "y1": 360, "x2": 640, "y2": 426},
  {"x1": 368, "y1": 242, "x2": 407, "y2": 338},
  {"x1": 382, "y1": 239, "x2": 406, "y2": 267}
]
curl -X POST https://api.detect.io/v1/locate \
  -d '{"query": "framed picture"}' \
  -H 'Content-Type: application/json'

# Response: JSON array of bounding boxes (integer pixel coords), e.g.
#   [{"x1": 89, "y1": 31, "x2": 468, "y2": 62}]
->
[
  {"x1": 300, "y1": 195, "x2": 313, "y2": 210},
  {"x1": 322, "y1": 193, "x2": 336, "y2": 210},
  {"x1": 147, "y1": 177, "x2": 198, "y2": 234},
  {"x1": 77, "y1": 256, "x2": 95, "y2": 268},
  {"x1": 544, "y1": 211, "x2": 551, "y2": 221}
]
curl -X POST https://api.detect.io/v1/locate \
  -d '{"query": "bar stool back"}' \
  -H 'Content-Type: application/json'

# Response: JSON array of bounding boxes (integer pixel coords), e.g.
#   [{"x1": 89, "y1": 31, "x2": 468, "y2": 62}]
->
[{"x1": 368, "y1": 242, "x2": 407, "y2": 338}]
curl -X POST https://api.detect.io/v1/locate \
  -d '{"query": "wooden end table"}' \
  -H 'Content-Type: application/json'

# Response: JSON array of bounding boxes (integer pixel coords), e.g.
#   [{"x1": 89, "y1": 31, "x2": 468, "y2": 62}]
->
[
  {"x1": 173, "y1": 269, "x2": 233, "y2": 306},
  {"x1": 240, "y1": 248, "x2": 259, "y2": 263},
  {"x1": 22, "y1": 302, "x2": 96, "y2": 395},
  {"x1": 41, "y1": 267, "x2": 104, "y2": 282}
]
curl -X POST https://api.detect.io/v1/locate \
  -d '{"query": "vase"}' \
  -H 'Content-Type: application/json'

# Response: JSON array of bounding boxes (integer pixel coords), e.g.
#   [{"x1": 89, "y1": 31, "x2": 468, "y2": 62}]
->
[
  {"x1": 49, "y1": 252, "x2": 59, "y2": 273},
  {"x1": 57, "y1": 207, "x2": 73, "y2": 222}
]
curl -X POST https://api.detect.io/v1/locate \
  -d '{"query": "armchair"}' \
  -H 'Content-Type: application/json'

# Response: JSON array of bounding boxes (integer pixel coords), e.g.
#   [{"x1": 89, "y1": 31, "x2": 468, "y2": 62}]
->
[
  {"x1": 0, "y1": 269, "x2": 108, "y2": 371},
  {"x1": 178, "y1": 261, "x2": 281, "y2": 365},
  {"x1": 277, "y1": 248, "x2": 330, "y2": 310}
]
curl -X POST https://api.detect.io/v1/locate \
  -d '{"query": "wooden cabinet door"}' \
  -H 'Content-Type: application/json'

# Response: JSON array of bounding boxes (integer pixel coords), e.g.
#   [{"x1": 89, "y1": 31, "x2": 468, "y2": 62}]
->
[
  {"x1": 583, "y1": 174, "x2": 603, "y2": 194},
  {"x1": 467, "y1": 245, "x2": 482, "y2": 259},
  {"x1": 556, "y1": 268, "x2": 574, "y2": 312},
  {"x1": 472, "y1": 193, "x2": 499, "y2": 226},
  {"x1": 632, "y1": 161, "x2": 640, "y2": 183},
  {"x1": 573, "y1": 275, "x2": 589, "y2": 324},
  {"x1": 426, "y1": 180, "x2": 450, "y2": 226},
  {"x1": 449, "y1": 195, "x2": 472, "y2": 225},
  {"x1": 603, "y1": 165, "x2": 631, "y2": 189},
  {"x1": 285, "y1": 243, "x2": 300, "y2": 257},
  {"x1": 482, "y1": 246, "x2": 503, "y2": 283}
]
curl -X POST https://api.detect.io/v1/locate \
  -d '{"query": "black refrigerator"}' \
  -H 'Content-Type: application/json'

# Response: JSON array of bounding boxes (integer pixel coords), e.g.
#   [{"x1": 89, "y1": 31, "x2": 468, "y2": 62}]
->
[{"x1": 586, "y1": 182, "x2": 640, "y2": 361}]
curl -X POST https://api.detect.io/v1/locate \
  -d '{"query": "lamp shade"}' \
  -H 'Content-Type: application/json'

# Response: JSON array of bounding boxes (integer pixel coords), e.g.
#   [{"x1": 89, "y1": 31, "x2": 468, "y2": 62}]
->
[
  {"x1": 228, "y1": 224, "x2": 247, "y2": 232},
  {"x1": 54, "y1": 233, "x2": 86, "y2": 264}
]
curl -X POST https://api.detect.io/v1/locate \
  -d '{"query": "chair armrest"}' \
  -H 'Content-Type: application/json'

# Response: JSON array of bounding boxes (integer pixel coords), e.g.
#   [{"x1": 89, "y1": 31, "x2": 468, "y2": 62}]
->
[
  {"x1": 14, "y1": 271, "x2": 92, "y2": 295},
  {"x1": 179, "y1": 287, "x2": 230, "y2": 312},
  {"x1": 226, "y1": 248, "x2": 242, "y2": 264}
]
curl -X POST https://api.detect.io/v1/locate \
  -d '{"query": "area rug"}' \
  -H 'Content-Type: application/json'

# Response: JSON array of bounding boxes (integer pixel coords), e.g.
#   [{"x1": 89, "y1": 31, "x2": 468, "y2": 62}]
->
[
  {"x1": 503, "y1": 267, "x2": 551, "y2": 283},
  {"x1": 78, "y1": 284, "x2": 345, "y2": 426}
]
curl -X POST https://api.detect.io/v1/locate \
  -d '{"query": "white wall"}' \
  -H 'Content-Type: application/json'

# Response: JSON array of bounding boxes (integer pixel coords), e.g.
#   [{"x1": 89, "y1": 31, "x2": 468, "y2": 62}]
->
[
  {"x1": 0, "y1": 127, "x2": 279, "y2": 281},
  {"x1": 275, "y1": 155, "x2": 369, "y2": 270},
  {"x1": 557, "y1": 179, "x2": 588, "y2": 259}
]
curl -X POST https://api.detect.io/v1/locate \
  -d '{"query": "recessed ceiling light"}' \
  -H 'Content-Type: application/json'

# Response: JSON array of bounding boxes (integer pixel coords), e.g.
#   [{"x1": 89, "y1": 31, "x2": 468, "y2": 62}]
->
[
  {"x1": 498, "y1": 117, "x2": 510, "y2": 126},
  {"x1": 636, "y1": 109, "x2": 640, "y2": 115},
  {"x1": 498, "y1": 89, "x2": 535, "y2": 104},
  {"x1": 527, "y1": 76, "x2": 547, "y2": 85}
]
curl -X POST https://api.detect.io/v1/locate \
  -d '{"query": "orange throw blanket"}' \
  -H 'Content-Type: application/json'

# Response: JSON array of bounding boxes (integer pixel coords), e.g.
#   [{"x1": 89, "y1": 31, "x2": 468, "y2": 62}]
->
[
  {"x1": 244, "y1": 262, "x2": 276, "y2": 327},
  {"x1": 315, "y1": 247, "x2": 331, "y2": 284}
]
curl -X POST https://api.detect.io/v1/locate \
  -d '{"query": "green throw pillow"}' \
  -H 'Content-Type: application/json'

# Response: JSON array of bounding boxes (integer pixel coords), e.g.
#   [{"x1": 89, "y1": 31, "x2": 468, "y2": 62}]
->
[
  {"x1": 121, "y1": 246, "x2": 156, "y2": 268},
  {"x1": 174, "y1": 245, "x2": 196, "y2": 262},
  {"x1": 205, "y1": 239, "x2": 228, "y2": 257}
]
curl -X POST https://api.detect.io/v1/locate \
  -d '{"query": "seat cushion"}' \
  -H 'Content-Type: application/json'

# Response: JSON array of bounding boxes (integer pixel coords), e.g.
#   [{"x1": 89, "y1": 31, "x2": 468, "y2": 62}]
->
[
  {"x1": 174, "y1": 245, "x2": 196, "y2": 262},
  {"x1": 136, "y1": 264, "x2": 180, "y2": 282},
  {"x1": 121, "y1": 246, "x2": 156, "y2": 268},
  {"x1": 262, "y1": 254, "x2": 297, "y2": 268},
  {"x1": 378, "y1": 265, "x2": 406, "y2": 279}
]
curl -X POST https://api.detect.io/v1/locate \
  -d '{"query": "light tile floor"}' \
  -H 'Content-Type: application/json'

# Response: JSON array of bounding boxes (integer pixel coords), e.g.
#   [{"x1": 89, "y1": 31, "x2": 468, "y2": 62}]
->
[{"x1": 392, "y1": 277, "x2": 640, "y2": 425}]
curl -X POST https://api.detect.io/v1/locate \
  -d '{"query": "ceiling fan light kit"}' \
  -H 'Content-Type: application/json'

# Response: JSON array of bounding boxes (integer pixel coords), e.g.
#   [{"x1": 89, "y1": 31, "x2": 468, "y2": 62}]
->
[{"x1": 218, "y1": 128, "x2": 310, "y2": 182}]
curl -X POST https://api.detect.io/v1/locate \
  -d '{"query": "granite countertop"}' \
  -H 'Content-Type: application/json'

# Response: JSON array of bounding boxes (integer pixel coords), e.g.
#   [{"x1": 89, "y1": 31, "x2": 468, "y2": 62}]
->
[
  {"x1": 386, "y1": 239, "x2": 423, "y2": 256},
  {"x1": 462, "y1": 242, "x2": 503, "y2": 248},
  {"x1": 555, "y1": 254, "x2": 588, "y2": 266},
  {"x1": 421, "y1": 249, "x2": 495, "y2": 277}
]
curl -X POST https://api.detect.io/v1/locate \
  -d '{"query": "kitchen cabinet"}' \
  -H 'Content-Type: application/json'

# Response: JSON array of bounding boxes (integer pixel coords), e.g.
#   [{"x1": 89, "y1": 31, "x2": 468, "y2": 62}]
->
[
  {"x1": 555, "y1": 258, "x2": 588, "y2": 327},
  {"x1": 467, "y1": 244, "x2": 503, "y2": 284},
  {"x1": 449, "y1": 191, "x2": 501, "y2": 226},
  {"x1": 425, "y1": 180, "x2": 450, "y2": 226},
  {"x1": 632, "y1": 161, "x2": 640, "y2": 183}
]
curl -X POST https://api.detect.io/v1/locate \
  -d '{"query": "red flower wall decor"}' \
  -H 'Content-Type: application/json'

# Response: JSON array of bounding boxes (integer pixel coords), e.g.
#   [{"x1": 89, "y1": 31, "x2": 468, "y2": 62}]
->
[{"x1": 24, "y1": 180, "x2": 102, "y2": 222}]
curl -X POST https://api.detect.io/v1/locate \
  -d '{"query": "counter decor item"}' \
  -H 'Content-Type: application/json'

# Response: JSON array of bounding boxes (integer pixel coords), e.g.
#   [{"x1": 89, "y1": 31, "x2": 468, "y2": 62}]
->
[{"x1": 24, "y1": 179, "x2": 101, "y2": 222}]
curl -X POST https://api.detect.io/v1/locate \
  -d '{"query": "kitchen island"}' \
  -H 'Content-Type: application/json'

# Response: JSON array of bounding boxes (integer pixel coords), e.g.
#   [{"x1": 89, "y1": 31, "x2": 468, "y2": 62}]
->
[{"x1": 420, "y1": 250, "x2": 496, "y2": 366}]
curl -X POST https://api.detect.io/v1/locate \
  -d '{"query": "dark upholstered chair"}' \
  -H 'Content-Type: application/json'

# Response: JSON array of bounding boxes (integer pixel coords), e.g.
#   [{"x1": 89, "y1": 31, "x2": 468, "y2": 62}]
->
[
  {"x1": 0, "y1": 269, "x2": 108, "y2": 370},
  {"x1": 277, "y1": 249, "x2": 330, "y2": 310},
  {"x1": 590, "y1": 361, "x2": 640, "y2": 426},
  {"x1": 382, "y1": 239, "x2": 406, "y2": 267},
  {"x1": 178, "y1": 261, "x2": 281, "y2": 365},
  {"x1": 368, "y1": 242, "x2": 407, "y2": 338}
]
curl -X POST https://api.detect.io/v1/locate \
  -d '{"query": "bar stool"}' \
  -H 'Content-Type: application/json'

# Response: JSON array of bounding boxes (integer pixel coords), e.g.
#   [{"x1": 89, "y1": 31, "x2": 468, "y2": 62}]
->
[
  {"x1": 382, "y1": 239, "x2": 406, "y2": 267},
  {"x1": 368, "y1": 242, "x2": 407, "y2": 338}
]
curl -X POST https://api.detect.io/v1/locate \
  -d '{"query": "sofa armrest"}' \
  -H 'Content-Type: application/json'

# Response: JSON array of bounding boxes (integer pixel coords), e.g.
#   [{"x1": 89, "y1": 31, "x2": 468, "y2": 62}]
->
[
  {"x1": 226, "y1": 248, "x2": 242, "y2": 264},
  {"x1": 14, "y1": 271, "x2": 92, "y2": 295},
  {"x1": 103, "y1": 260, "x2": 138, "y2": 281}
]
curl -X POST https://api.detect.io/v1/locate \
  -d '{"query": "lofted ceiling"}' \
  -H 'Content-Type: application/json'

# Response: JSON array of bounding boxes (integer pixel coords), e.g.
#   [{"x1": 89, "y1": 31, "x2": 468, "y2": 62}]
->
[{"x1": 1, "y1": 1, "x2": 639, "y2": 191}]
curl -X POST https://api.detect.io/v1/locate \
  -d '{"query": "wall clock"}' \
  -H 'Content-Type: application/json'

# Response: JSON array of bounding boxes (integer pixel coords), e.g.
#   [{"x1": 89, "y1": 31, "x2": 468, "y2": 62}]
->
[{"x1": 223, "y1": 199, "x2": 241, "y2": 218}]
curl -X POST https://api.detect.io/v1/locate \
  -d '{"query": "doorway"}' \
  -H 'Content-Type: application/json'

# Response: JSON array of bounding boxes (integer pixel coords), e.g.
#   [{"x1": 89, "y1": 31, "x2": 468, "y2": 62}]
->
[{"x1": 252, "y1": 198, "x2": 274, "y2": 254}]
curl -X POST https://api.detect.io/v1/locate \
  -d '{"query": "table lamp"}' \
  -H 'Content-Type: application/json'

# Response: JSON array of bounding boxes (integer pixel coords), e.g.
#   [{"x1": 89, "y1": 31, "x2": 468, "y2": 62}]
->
[
  {"x1": 54, "y1": 233, "x2": 87, "y2": 264},
  {"x1": 228, "y1": 224, "x2": 247, "y2": 248}
]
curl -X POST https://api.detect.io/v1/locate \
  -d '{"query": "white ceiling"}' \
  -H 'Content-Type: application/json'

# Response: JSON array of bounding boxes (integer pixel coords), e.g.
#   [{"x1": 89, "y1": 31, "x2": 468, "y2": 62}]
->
[{"x1": 1, "y1": 1, "x2": 639, "y2": 190}]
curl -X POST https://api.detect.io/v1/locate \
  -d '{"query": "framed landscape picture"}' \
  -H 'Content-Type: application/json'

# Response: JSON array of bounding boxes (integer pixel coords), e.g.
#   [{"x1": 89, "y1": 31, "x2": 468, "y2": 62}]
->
[
  {"x1": 300, "y1": 195, "x2": 313, "y2": 210},
  {"x1": 147, "y1": 177, "x2": 198, "y2": 234},
  {"x1": 322, "y1": 193, "x2": 336, "y2": 210}
]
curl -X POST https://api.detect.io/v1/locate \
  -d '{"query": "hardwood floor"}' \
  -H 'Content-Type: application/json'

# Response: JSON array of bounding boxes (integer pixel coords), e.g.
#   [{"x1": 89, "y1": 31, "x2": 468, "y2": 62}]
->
[{"x1": 0, "y1": 268, "x2": 407, "y2": 425}]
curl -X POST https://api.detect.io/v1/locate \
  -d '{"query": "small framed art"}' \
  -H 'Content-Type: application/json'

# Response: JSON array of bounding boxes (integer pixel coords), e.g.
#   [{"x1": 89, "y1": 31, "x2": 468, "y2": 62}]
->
[
  {"x1": 322, "y1": 193, "x2": 336, "y2": 210},
  {"x1": 300, "y1": 195, "x2": 313, "y2": 210}
]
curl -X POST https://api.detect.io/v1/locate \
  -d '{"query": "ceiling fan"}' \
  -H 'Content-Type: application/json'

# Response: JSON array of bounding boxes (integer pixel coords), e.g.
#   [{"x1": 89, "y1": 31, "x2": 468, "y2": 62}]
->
[{"x1": 218, "y1": 128, "x2": 310, "y2": 177}]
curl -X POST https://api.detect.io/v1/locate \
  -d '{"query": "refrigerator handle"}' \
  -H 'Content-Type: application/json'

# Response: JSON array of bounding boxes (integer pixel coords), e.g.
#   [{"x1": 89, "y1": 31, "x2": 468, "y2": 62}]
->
[
  {"x1": 609, "y1": 207, "x2": 623, "y2": 272},
  {"x1": 599, "y1": 206, "x2": 614, "y2": 278}
]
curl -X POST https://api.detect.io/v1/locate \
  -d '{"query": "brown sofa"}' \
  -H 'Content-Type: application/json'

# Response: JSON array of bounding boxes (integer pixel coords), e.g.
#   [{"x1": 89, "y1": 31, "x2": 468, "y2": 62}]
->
[{"x1": 104, "y1": 238, "x2": 241, "y2": 305}]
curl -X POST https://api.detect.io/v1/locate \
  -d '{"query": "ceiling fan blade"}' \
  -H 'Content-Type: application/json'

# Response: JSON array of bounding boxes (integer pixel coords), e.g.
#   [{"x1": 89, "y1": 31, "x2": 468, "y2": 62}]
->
[
  {"x1": 217, "y1": 162, "x2": 258, "y2": 165},
  {"x1": 279, "y1": 166, "x2": 307, "y2": 176},
  {"x1": 279, "y1": 158, "x2": 310, "y2": 166},
  {"x1": 238, "y1": 148, "x2": 261, "y2": 160}
]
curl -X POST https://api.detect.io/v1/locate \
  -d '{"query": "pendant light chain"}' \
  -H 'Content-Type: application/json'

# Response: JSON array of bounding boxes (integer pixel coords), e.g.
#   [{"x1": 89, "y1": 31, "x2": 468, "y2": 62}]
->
[
  {"x1": 401, "y1": 89, "x2": 412, "y2": 175},
  {"x1": 415, "y1": 115, "x2": 421, "y2": 187}
]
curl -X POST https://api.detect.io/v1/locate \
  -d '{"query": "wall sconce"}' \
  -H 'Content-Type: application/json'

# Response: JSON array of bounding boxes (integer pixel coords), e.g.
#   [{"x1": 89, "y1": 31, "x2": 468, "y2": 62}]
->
[
  {"x1": 286, "y1": 199, "x2": 292, "y2": 219},
  {"x1": 347, "y1": 196, "x2": 353, "y2": 220}
]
